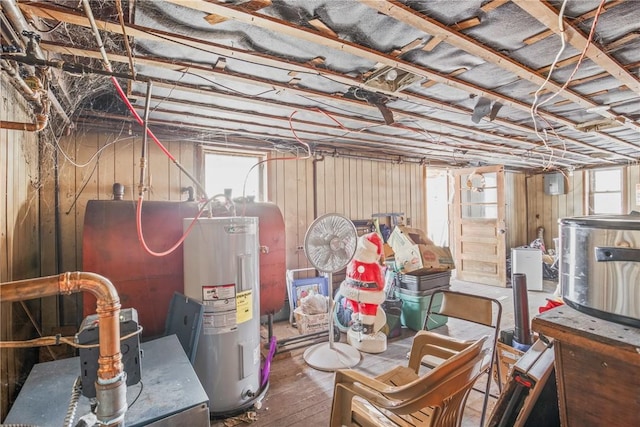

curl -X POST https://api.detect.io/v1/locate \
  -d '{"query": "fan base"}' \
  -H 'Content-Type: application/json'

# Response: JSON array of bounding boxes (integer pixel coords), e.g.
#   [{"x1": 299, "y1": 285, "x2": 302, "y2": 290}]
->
[
  {"x1": 303, "y1": 342, "x2": 361, "y2": 372},
  {"x1": 347, "y1": 330, "x2": 387, "y2": 354}
]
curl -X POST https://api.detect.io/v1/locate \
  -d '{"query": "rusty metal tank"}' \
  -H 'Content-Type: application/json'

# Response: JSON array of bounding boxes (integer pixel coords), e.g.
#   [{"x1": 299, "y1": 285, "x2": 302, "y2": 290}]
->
[
  {"x1": 234, "y1": 201, "x2": 286, "y2": 316},
  {"x1": 83, "y1": 199, "x2": 199, "y2": 339}
]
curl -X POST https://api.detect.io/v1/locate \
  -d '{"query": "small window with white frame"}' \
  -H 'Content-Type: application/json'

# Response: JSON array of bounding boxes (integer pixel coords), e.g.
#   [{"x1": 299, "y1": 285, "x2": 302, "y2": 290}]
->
[
  {"x1": 588, "y1": 168, "x2": 624, "y2": 215},
  {"x1": 204, "y1": 150, "x2": 266, "y2": 202}
]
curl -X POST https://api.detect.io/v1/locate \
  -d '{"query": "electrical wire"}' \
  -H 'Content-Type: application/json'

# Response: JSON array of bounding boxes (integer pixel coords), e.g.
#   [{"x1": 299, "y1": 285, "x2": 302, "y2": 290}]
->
[
  {"x1": 529, "y1": 0, "x2": 569, "y2": 159},
  {"x1": 237, "y1": 109, "x2": 315, "y2": 216},
  {"x1": 128, "y1": 381, "x2": 144, "y2": 409},
  {"x1": 0, "y1": 326, "x2": 143, "y2": 349},
  {"x1": 529, "y1": 0, "x2": 607, "y2": 170},
  {"x1": 55, "y1": 134, "x2": 135, "y2": 169},
  {"x1": 63, "y1": 376, "x2": 82, "y2": 427},
  {"x1": 536, "y1": 0, "x2": 607, "y2": 112}
]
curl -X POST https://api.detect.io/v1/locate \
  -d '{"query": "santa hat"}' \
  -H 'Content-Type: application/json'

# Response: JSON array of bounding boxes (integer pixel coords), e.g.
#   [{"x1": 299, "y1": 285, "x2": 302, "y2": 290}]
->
[{"x1": 353, "y1": 233, "x2": 383, "y2": 264}]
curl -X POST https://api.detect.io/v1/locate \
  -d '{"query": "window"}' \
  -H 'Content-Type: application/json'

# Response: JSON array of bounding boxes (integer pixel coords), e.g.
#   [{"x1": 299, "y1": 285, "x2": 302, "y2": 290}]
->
[
  {"x1": 204, "y1": 151, "x2": 266, "y2": 201},
  {"x1": 461, "y1": 172, "x2": 498, "y2": 219},
  {"x1": 588, "y1": 168, "x2": 623, "y2": 215}
]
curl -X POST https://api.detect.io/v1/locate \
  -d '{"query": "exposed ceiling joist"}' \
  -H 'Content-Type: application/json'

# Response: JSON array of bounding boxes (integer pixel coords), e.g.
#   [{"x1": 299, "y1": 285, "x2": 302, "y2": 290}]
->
[
  {"x1": 39, "y1": 39, "x2": 620, "y2": 165},
  {"x1": 163, "y1": 0, "x2": 640, "y2": 153},
  {"x1": 361, "y1": 0, "x2": 640, "y2": 135},
  {"x1": 522, "y1": 0, "x2": 625, "y2": 45},
  {"x1": 513, "y1": 0, "x2": 640, "y2": 97},
  {"x1": 22, "y1": 2, "x2": 635, "y2": 163},
  {"x1": 10, "y1": 0, "x2": 639, "y2": 171},
  {"x1": 127, "y1": 91, "x2": 572, "y2": 168}
]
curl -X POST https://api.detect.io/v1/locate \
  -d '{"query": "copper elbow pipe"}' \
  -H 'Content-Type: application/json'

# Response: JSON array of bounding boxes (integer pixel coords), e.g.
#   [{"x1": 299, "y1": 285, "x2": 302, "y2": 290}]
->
[
  {"x1": 0, "y1": 272, "x2": 122, "y2": 380},
  {"x1": 0, "y1": 114, "x2": 49, "y2": 132}
]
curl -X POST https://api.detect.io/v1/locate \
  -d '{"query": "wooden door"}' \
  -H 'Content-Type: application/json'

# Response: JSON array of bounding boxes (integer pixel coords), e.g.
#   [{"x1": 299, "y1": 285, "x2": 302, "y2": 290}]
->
[{"x1": 452, "y1": 165, "x2": 507, "y2": 287}]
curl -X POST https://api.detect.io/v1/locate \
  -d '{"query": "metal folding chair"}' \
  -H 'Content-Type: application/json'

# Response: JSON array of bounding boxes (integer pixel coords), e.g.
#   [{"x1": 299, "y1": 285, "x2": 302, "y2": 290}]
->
[{"x1": 422, "y1": 290, "x2": 503, "y2": 427}]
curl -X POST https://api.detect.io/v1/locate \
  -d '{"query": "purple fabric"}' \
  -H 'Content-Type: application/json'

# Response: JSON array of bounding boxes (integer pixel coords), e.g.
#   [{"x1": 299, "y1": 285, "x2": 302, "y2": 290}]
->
[{"x1": 261, "y1": 336, "x2": 277, "y2": 388}]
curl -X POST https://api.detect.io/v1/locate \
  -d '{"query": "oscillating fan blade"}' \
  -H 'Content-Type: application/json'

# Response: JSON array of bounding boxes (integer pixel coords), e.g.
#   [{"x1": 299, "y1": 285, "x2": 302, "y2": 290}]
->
[{"x1": 304, "y1": 214, "x2": 357, "y2": 273}]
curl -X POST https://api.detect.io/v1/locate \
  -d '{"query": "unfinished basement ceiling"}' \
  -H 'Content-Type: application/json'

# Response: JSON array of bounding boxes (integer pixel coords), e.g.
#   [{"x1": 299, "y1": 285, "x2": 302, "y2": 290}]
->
[{"x1": 3, "y1": 0, "x2": 640, "y2": 171}]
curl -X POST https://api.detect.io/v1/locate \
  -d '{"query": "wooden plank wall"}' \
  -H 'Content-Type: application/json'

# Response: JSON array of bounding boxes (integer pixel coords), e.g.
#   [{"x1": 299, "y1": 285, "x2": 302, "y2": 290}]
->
[
  {"x1": 0, "y1": 76, "x2": 41, "y2": 420},
  {"x1": 627, "y1": 165, "x2": 640, "y2": 212},
  {"x1": 504, "y1": 171, "x2": 527, "y2": 250},
  {"x1": 526, "y1": 171, "x2": 585, "y2": 249},
  {"x1": 268, "y1": 152, "x2": 427, "y2": 274},
  {"x1": 47, "y1": 133, "x2": 427, "y2": 307},
  {"x1": 41, "y1": 130, "x2": 194, "y2": 326}
]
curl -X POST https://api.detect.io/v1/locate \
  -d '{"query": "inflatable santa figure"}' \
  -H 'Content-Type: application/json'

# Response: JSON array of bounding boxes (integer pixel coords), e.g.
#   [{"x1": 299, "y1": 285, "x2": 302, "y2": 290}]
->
[{"x1": 339, "y1": 232, "x2": 387, "y2": 353}]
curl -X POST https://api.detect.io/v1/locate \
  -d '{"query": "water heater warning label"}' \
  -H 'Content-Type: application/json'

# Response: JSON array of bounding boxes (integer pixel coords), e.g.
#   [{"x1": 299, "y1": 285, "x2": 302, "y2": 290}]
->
[
  {"x1": 236, "y1": 290, "x2": 253, "y2": 324},
  {"x1": 202, "y1": 312, "x2": 236, "y2": 335},
  {"x1": 202, "y1": 284, "x2": 235, "y2": 302},
  {"x1": 201, "y1": 284, "x2": 238, "y2": 334}
]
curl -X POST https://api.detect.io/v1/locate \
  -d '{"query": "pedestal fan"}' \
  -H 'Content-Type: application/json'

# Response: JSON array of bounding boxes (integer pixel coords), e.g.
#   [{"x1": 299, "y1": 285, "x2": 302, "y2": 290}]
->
[{"x1": 302, "y1": 213, "x2": 361, "y2": 371}]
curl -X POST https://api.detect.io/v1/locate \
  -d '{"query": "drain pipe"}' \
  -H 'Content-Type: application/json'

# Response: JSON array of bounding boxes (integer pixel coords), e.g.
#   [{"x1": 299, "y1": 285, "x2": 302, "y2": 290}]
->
[
  {"x1": 1, "y1": 115, "x2": 48, "y2": 132},
  {"x1": 0, "y1": 272, "x2": 126, "y2": 426}
]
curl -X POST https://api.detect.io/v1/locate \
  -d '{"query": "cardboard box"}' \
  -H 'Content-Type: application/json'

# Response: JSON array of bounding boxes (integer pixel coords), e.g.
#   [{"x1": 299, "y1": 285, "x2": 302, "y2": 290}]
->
[
  {"x1": 382, "y1": 243, "x2": 395, "y2": 260},
  {"x1": 293, "y1": 307, "x2": 329, "y2": 335},
  {"x1": 387, "y1": 226, "x2": 434, "y2": 253},
  {"x1": 395, "y1": 244, "x2": 455, "y2": 274}
]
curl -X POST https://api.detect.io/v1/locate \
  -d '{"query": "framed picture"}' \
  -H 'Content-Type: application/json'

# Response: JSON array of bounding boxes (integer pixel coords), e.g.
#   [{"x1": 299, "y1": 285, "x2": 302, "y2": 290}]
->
[{"x1": 290, "y1": 276, "x2": 329, "y2": 309}]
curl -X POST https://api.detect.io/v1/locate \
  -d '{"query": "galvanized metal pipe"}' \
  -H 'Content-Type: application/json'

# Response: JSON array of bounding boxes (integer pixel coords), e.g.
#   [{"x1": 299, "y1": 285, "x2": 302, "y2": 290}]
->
[
  {"x1": 512, "y1": 273, "x2": 533, "y2": 346},
  {"x1": 0, "y1": 272, "x2": 126, "y2": 426},
  {"x1": 2, "y1": 0, "x2": 71, "y2": 126}
]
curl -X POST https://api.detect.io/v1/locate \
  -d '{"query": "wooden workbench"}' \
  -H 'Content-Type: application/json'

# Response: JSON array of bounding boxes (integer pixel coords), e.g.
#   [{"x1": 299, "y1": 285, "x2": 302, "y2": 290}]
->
[{"x1": 532, "y1": 306, "x2": 640, "y2": 427}]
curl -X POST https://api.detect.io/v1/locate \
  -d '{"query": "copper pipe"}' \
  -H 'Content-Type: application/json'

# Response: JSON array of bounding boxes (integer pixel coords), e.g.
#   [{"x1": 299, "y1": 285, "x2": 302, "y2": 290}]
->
[
  {"x1": 0, "y1": 272, "x2": 126, "y2": 425},
  {"x1": 1, "y1": 114, "x2": 48, "y2": 132}
]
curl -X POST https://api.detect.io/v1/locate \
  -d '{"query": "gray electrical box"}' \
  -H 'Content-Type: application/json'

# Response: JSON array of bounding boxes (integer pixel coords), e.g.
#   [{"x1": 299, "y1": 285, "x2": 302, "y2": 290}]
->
[
  {"x1": 544, "y1": 173, "x2": 565, "y2": 195},
  {"x1": 78, "y1": 308, "x2": 141, "y2": 398}
]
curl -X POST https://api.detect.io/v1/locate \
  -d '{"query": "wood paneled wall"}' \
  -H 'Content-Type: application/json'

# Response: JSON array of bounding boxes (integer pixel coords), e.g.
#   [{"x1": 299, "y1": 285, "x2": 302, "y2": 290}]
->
[
  {"x1": 526, "y1": 171, "x2": 585, "y2": 249},
  {"x1": 627, "y1": 165, "x2": 640, "y2": 212},
  {"x1": 0, "y1": 76, "x2": 41, "y2": 420},
  {"x1": 505, "y1": 171, "x2": 528, "y2": 251},
  {"x1": 46, "y1": 132, "x2": 428, "y2": 305},
  {"x1": 268, "y1": 152, "x2": 427, "y2": 272}
]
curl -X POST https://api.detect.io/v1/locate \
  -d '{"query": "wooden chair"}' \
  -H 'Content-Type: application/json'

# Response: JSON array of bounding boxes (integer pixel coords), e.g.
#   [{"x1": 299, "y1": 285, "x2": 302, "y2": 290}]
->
[
  {"x1": 330, "y1": 334, "x2": 489, "y2": 426},
  {"x1": 422, "y1": 290, "x2": 503, "y2": 427}
]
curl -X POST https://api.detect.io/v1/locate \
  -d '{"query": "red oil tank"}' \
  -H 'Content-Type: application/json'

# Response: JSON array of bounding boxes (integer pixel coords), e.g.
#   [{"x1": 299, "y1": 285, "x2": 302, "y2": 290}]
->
[
  {"x1": 82, "y1": 200, "x2": 199, "y2": 339},
  {"x1": 234, "y1": 201, "x2": 286, "y2": 316}
]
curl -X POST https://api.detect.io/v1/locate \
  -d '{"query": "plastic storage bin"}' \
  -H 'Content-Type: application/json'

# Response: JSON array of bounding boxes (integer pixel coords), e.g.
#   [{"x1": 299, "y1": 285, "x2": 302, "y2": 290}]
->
[
  {"x1": 395, "y1": 286, "x2": 449, "y2": 331},
  {"x1": 398, "y1": 271, "x2": 451, "y2": 291}
]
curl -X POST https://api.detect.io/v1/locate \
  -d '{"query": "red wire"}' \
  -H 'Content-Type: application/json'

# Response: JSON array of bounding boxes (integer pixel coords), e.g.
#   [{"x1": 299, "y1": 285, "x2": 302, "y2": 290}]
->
[
  {"x1": 135, "y1": 195, "x2": 207, "y2": 257},
  {"x1": 110, "y1": 76, "x2": 176, "y2": 162}
]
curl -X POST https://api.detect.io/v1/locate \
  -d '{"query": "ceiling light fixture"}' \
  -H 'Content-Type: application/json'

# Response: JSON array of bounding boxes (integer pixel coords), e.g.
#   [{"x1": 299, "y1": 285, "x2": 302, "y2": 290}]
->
[
  {"x1": 363, "y1": 66, "x2": 424, "y2": 93},
  {"x1": 385, "y1": 69, "x2": 398, "y2": 81}
]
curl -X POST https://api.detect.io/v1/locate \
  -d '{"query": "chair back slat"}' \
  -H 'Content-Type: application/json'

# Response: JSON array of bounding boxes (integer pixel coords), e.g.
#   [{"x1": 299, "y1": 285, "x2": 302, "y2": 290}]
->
[{"x1": 433, "y1": 291, "x2": 495, "y2": 327}]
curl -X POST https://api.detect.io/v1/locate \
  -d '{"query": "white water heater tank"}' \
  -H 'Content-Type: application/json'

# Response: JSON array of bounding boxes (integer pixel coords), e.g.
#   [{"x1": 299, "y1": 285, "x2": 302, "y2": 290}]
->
[{"x1": 183, "y1": 217, "x2": 261, "y2": 416}]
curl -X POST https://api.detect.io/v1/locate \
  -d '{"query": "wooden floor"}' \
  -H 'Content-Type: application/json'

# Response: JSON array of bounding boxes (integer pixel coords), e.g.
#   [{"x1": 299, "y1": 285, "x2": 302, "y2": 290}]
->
[{"x1": 212, "y1": 279, "x2": 558, "y2": 427}]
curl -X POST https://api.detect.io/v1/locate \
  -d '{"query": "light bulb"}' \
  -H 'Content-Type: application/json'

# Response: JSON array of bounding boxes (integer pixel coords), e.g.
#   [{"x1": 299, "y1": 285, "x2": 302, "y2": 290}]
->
[{"x1": 385, "y1": 69, "x2": 398, "y2": 81}]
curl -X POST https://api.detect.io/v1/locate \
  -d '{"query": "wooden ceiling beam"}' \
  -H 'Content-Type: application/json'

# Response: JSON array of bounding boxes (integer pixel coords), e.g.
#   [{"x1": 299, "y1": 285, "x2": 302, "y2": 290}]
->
[
  {"x1": 22, "y1": 2, "x2": 636, "y2": 161},
  {"x1": 361, "y1": 0, "x2": 640, "y2": 137},
  {"x1": 513, "y1": 0, "x2": 640, "y2": 97},
  {"x1": 37, "y1": 39, "x2": 627, "y2": 164},
  {"x1": 308, "y1": 18, "x2": 338, "y2": 38},
  {"x1": 163, "y1": 0, "x2": 622, "y2": 139},
  {"x1": 127, "y1": 91, "x2": 566, "y2": 168},
  {"x1": 523, "y1": 0, "x2": 625, "y2": 45},
  {"x1": 77, "y1": 110, "x2": 463, "y2": 162},
  {"x1": 79, "y1": 108, "x2": 553, "y2": 169}
]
